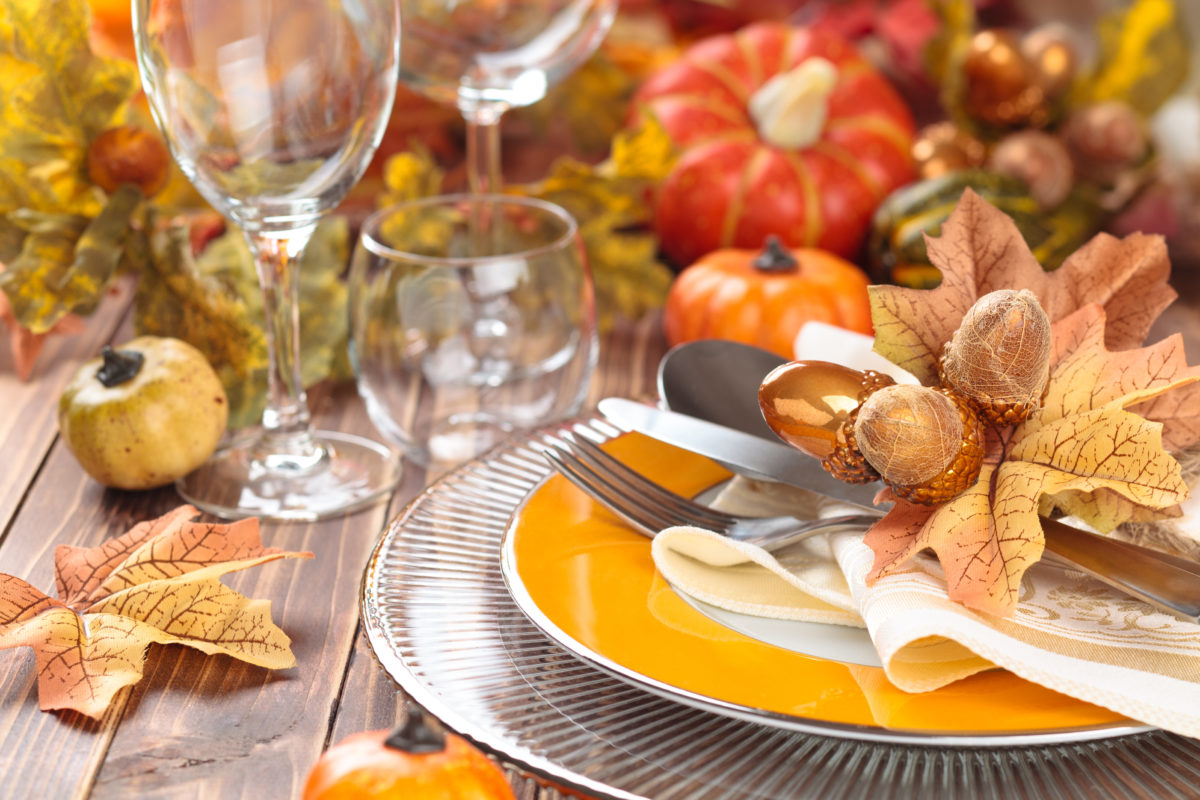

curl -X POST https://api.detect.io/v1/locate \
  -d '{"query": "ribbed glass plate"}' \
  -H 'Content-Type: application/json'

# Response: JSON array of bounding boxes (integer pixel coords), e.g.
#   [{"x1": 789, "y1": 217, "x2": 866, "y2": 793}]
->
[{"x1": 361, "y1": 418, "x2": 1200, "y2": 800}]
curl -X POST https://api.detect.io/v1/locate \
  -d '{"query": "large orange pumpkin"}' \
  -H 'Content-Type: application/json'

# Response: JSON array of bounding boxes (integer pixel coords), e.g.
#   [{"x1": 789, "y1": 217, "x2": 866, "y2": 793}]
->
[
  {"x1": 663, "y1": 237, "x2": 872, "y2": 359},
  {"x1": 635, "y1": 23, "x2": 916, "y2": 267}
]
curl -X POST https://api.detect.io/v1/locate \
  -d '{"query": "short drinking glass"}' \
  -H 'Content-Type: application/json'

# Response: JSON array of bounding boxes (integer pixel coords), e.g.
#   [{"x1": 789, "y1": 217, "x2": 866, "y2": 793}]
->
[{"x1": 350, "y1": 194, "x2": 598, "y2": 471}]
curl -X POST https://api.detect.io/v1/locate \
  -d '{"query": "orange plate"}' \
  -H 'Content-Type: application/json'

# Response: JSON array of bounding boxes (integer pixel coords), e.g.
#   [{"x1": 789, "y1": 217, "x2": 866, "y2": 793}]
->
[{"x1": 507, "y1": 432, "x2": 1128, "y2": 736}]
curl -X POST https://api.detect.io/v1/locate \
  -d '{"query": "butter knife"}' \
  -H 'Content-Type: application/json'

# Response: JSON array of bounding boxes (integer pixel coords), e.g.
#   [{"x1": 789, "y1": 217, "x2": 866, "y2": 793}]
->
[{"x1": 598, "y1": 397, "x2": 1200, "y2": 622}]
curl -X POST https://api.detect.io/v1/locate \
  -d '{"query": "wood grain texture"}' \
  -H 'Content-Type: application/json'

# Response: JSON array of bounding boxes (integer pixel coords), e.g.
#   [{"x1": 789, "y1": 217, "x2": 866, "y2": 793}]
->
[
  {"x1": 0, "y1": 281, "x2": 133, "y2": 538},
  {"x1": 0, "y1": 298, "x2": 668, "y2": 800},
  {"x1": 326, "y1": 313, "x2": 669, "y2": 799}
]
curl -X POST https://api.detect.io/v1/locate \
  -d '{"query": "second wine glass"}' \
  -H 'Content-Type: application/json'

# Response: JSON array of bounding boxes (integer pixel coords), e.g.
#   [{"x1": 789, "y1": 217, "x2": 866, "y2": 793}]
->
[
  {"x1": 399, "y1": 0, "x2": 618, "y2": 194},
  {"x1": 135, "y1": 0, "x2": 402, "y2": 520}
]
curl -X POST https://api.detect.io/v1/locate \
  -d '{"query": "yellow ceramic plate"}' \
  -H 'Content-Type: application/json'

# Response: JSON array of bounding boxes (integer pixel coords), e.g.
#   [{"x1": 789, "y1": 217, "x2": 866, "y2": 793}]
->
[{"x1": 502, "y1": 430, "x2": 1142, "y2": 744}]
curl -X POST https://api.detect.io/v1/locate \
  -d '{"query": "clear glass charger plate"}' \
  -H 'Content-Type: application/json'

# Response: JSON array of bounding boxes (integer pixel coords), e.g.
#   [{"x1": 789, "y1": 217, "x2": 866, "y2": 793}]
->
[{"x1": 360, "y1": 416, "x2": 1200, "y2": 800}]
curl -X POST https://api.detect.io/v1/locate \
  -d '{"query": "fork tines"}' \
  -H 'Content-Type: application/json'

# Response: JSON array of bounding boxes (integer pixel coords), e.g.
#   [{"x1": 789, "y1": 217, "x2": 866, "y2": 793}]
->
[{"x1": 539, "y1": 427, "x2": 736, "y2": 537}]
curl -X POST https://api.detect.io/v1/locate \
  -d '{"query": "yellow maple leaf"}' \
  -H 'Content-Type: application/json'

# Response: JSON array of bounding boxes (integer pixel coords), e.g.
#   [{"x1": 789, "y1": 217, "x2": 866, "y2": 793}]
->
[
  {"x1": 0, "y1": 0, "x2": 138, "y2": 216},
  {"x1": 0, "y1": 505, "x2": 311, "y2": 718},
  {"x1": 864, "y1": 192, "x2": 1197, "y2": 615}
]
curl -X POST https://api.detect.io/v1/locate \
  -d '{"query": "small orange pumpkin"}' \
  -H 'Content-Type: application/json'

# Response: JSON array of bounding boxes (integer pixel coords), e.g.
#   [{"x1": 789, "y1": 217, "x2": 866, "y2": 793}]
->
[
  {"x1": 302, "y1": 712, "x2": 516, "y2": 800},
  {"x1": 663, "y1": 236, "x2": 873, "y2": 358}
]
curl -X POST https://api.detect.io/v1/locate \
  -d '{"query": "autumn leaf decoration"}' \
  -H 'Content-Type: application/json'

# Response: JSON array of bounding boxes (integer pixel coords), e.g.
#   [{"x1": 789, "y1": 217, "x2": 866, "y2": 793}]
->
[
  {"x1": 0, "y1": 506, "x2": 312, "y2": 719},
  {"x1": 865, "y1": 189, "x2": 1200, "y2": 615}
]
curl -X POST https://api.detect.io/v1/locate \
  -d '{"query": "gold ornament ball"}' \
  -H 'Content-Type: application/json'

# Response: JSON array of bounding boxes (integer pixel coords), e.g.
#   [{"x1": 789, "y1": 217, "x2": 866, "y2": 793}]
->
[
  {"x1": 912, "y1": 122, "x2": 987, "y2": 180},
  {"x1": 963, "y1": 29, "x2": 1046, "y2": 127},
  {"x1": 987, "y1": 129, "x2": 1075, "y2": 209},
  {"x1": 1021, "y1": 24, "x2": 1078, "y2": 99}
]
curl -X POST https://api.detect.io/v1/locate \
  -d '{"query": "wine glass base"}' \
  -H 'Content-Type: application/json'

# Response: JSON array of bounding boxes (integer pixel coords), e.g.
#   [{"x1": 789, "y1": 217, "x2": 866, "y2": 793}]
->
[{"x1": 177, "y1": 430, "x2": 401, "y2": 522}]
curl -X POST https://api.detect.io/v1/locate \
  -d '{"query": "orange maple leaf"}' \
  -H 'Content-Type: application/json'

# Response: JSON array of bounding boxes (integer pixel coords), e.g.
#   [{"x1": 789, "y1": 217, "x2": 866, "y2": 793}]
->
[
  {"x1": 865, "y1": 191, "x2": 1198, "y2": 615},
  {"x1": 0, "y1": 505, "x2": 311, "y2": 718},
  {"x1": 0, "y1": 266, "x2": 86, "y2": 381},
  {"x1": 870, "y1": 188, "x2": 1177, "y2": 385}
]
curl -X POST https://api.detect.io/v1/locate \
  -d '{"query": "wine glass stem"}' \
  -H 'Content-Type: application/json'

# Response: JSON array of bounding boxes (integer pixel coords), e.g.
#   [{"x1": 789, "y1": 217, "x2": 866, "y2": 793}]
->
[
  {"x1": 462, "y1": 102, "x2": 505, "y2": 195},
  {"x1": 246, "y1": 226, "x2": 322, "y2": 466}
]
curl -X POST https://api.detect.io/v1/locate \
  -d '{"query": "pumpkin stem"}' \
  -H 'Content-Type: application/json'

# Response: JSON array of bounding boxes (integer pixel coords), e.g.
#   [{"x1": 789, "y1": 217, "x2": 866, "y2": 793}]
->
[
  {"x1": 384, "y1": 708, "x2": 446, "y2": 754},
  {"x1": 753, "y1": 236, "x2": 798, "y2": 273},
  {"x1": 96, "y1": 346, "x2": 145, "y2": 388},
  {"x1": 748, "y1": 57, "x2": 837, "y2": 150}
]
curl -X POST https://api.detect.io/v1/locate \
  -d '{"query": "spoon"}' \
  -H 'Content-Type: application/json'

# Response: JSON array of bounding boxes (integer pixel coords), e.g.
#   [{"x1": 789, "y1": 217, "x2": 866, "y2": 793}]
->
[{"x1": 657, "y1": 340, "x2": 784, "y2": 439}]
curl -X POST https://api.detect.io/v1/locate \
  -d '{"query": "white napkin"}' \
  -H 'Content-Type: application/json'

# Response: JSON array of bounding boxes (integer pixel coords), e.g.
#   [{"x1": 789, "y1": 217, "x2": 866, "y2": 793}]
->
[{"x1": 651, "y1": 323, "x2": 1200, "y2": 739}]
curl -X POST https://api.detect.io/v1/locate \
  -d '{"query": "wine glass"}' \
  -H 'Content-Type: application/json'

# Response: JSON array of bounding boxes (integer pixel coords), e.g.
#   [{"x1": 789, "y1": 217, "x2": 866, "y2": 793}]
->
[
  {"x1": 398, "y1": 0, "x2": 618, "y2": 194},
  {"x1": 134, "y1": 0, "x2": 402, "y2": 520},
  {"x1": 349, "y1": 194, "x2": 598, "y2": 474}
]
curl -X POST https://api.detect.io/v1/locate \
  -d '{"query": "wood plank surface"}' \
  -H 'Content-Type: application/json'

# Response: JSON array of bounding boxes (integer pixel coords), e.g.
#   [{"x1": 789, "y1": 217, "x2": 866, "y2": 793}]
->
[
  {"x1": 7, "y1": 262, "x2": 1200, "y2": 799},
  {"x1": 0, "y1": 299, "x2": 666, "y2": 800},
  {"x1": 0, "y1": 281, "x2": 133, "y2": 537}
]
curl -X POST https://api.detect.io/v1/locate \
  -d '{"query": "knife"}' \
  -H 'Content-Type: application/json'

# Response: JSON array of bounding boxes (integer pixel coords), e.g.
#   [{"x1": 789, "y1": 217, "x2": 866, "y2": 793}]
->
[
  {"x1": 598, "y1": 396, "x2": 1200, "y2": 621},
  {"x1": 598, "y1": 397, "x2": 882, "y2": 509}
]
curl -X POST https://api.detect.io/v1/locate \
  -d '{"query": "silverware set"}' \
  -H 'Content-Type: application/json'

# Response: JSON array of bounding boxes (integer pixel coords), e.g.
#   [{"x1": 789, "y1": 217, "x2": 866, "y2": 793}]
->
[{"x1": 539, "y1": 416, "x2": 1200, "y2": 622}]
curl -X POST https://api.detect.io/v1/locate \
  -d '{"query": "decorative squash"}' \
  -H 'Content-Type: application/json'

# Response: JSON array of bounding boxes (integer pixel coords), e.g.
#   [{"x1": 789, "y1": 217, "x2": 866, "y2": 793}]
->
[
  {"x1": 867, "y1": 169, "x2": 1103, "y2": 288},
  {"x1": 634, "y1": 22, "x2": 916, "y2": 268},
  {"x1": 302, "y1": 712, "x2": 516, "y2": 800},
  {"x1": 664, "y1": 237, "x2": 872, "y2": 359}
]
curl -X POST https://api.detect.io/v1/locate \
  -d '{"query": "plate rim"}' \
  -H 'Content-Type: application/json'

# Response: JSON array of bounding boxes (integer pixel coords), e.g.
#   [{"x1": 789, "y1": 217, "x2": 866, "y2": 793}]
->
[
  {"x1": 496, "y1": 426, "x2": 1151, "y2": 746},
  {"x1": 358, "y1": 416, "x2": 1192, "y2": 800}
]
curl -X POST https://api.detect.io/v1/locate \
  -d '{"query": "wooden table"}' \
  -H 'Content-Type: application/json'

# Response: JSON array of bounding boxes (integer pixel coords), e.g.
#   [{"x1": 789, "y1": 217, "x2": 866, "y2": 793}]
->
[
  {"x1": 0, "y1": 278, "x2": 667, "y2": 799},
  {"x1": 3, "y1": 268, "x2": 1200, "y2": 799}
]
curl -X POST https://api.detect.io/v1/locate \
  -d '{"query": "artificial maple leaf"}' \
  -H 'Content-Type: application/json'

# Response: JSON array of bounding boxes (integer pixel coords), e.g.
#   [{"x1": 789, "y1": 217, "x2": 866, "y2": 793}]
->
[
  {"x1": 866, "y1": 304, "x2": 1194, "y2": 613},
  {"x1": 0, "y1": 0, "x2": 138, "y2": 217},
  {"x1": 863, "y1": 190, "x2": 1199, "y2": 615},
  {"x1": 0, "y1": 505, "x2": 311, "y2": 719},
  {"x1": 0, "y1": 262, "x2": 85, "y2": 380},
  {"x1": 870, "y1": 187, "x2": 1176, "y2": 385},
  {"x1": 514, "y1": 117, "x2": 676, "y2": 330}
]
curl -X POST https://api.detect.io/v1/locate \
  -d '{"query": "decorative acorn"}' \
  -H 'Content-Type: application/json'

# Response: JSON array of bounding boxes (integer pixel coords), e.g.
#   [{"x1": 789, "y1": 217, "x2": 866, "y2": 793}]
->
[
  {"x1": 939, "y1": 289, "x2": 1052, "y2": 425},
  {"x1": 759, "y1": 362, "x2": 984, "y2": 505},
  {"x1": 852, "y1": 384, "x2": 985, "y2": 505},
  {"x1": 759, "y1": 360, "x2": 894, "y2": 460}
]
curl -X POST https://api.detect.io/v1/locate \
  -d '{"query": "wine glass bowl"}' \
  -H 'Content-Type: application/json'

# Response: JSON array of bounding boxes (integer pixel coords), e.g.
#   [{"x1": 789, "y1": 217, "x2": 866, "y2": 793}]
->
[
  {"x1": 134, "y1": 0, "x2": 402, "y2": 520},
  {"x1": 137, "y1": 0, "x2": 396, "y2": 233},
  {"x1": 349, "y1": 194, "x2": 598, "y2": 473},
  {"x1": 397, "y1": 0, "x2": 618, "y2": 192},
  {"x1": 400, "y1": 0, "x2": 616, "y2": 109}
]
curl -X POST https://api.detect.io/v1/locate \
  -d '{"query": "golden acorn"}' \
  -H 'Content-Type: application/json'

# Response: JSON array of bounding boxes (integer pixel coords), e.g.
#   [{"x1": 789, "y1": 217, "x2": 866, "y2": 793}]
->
[
  {"x1": 939, "y1": 289, "x2": 1052, "y2": 425},
  {"x1": 853, "y1": 384, "x2": 985, "y2": 505}
]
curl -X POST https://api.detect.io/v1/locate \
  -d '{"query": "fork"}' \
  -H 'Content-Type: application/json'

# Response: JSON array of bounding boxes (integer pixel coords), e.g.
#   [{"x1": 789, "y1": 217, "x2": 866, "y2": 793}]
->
[
  {"x1": 540, "y1": 428, "x2": 881, "y2": 552},
  {"x1": 539, "y1": 423, "x2": 1200, "y2": 621}
]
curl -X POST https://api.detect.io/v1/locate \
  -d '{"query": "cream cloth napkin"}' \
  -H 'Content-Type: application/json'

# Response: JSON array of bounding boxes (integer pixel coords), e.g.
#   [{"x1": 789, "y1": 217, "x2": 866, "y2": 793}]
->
[{"x1": 651, "y1": 323, "x2": 1200, "y2": 739}]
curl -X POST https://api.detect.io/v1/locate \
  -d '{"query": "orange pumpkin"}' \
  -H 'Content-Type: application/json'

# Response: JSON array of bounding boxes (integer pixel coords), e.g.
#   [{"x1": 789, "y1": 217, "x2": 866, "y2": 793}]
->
[
  {"x1": 634, "y1": 22, "x2": 916, "y2": 268},
  {"x1": 302, "y1": 714, "x2": 515, "y2": 800},
  {"x1": 663, "y1": 237, "x2": 873, "y2": 358}
]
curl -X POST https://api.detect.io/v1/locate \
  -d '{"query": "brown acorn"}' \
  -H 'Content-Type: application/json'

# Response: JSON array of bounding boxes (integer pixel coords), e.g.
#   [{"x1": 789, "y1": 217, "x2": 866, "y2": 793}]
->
[
  {"x1": 853, "y1": 384, "x2": 985, "y2": 505},
  {"x1": 939, "y1": 289, "x2": 1052, "y2": 426}
]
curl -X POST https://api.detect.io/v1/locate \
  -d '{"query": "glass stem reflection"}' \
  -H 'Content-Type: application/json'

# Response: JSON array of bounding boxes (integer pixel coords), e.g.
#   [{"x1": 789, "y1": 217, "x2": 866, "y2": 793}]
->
[
  {"x1": 461, "y1": 99, "x2": 506, "y2": 196},
  {"x1": 246, "y1": 226, "x2": 324, "y2": 470}
]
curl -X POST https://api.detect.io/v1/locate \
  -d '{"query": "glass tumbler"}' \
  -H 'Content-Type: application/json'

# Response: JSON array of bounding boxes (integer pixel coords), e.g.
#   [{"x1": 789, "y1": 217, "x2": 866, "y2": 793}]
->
[{"x1": 349, "y1": 194, "x2": 598, "y2": 471}]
